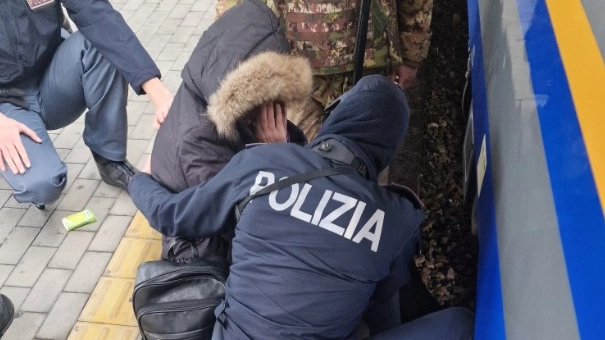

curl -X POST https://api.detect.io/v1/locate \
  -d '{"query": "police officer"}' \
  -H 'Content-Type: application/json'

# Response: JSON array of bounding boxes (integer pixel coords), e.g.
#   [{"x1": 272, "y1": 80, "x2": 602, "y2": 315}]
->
[
  {"x1": 0, "y1": 0, "x2": 173, "y2": 208},
  {"x1": 129, "y1": 75, "x2": 474, "y2": 339}
]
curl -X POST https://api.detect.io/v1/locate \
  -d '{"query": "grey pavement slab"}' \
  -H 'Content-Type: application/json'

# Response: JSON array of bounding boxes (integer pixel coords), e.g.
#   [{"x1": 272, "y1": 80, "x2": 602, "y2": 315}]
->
[
  {"x1": 18, "y1": 205, "x2": 54, "y2": 228},
  {"x1": 0, "y1": 0, "x2": 218, "y2": 338},
  {"x1": 32, "y1": 211, "x2": 71, "y2": 248},
  {"x1": 0, "y1": 265, "x2": 15, "y2": 286},
  {"x1": 65, "y1": 251, "x2": 113, "y2": 294},
  {"x1": 1, "y1": 312, "x2": 45, "y2": 340},
  {"x1": 0, "y1": 286, "x2": 28, "y2": 312},
  {"x1": 21, "y1": 268, "x2": 72, "y2": 313},
  {"x1": 0, "y1": 208, "x2": 27, "y2": 244},
  {"x1": 36, "y1": 292, "x2": 90, "y2": 339},
  {"x1": 49, "y1": 231, "x2": 95, "y2": 269},
  {"x1": 5, "y1": 246, "x2": 56, "y2": 287},
  {"x1": 0, "y1": 227, "x2": 39, "y2": 265},
  {"x1": 88, "y1": 215, "x2": 133, "y2": 252},
  {"x1": 0, "y1": 189, "x2": 12, "y2": 207}
]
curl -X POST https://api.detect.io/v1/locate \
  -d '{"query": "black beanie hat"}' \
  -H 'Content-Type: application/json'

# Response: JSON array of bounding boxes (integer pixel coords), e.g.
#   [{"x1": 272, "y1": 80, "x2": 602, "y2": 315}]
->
[{"x1": 314, "y1": 75, "x2": 410, "y2": 176}]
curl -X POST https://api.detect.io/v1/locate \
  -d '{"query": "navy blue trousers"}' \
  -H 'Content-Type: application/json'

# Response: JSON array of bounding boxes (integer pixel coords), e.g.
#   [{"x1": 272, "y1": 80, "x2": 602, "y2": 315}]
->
[
  {"x1": 367, "y1": 307, "x2": 475, "y2": 340},
  {"x1": 0, "y1": 31, "x2": 128, "y2": 205},
  {"x1": 211, "y1": 306, "x2": 474, "y2": 340}
]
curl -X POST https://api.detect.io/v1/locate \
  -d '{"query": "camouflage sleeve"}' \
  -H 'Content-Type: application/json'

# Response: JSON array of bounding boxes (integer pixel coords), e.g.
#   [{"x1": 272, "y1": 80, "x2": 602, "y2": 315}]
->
[{"x1": 397, "y1": 0, "x2": 433, "y2": 67}]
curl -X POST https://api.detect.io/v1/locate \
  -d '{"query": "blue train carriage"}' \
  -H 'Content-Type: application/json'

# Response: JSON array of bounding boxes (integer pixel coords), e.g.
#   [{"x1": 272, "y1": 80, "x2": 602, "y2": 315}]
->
[{"x1": 463, "y1": 0, "x2": 604, "y2": 339}]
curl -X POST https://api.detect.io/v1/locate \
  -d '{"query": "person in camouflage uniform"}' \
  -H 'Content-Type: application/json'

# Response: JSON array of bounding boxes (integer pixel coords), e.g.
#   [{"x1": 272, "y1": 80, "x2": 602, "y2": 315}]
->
[{"x1": 216, "y1": 0, "x2": 433, "y2": 140}]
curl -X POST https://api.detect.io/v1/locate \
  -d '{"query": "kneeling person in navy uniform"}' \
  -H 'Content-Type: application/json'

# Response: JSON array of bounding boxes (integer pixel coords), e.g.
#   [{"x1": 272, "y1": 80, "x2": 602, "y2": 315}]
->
[{"x1": 129, "y1": 75, "x2": 474, "y2": 340}]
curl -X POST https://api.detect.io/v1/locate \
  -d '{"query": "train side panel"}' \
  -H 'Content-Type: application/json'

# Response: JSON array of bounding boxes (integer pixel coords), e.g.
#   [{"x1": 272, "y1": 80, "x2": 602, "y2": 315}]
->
[{"x1": 467, "y1": 0, "x2": 605, "y2": 338}]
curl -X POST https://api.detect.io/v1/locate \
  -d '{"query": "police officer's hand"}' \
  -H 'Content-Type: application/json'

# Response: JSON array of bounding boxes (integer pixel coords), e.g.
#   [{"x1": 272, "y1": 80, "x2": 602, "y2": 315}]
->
[
  {"x1": 389, "y1": 64, "x2": 418, "y2": 89},
  {"x1": 0, "y1": 112, "x2": 41, "y2": 174},
  {"x1": 254, "y1": 101, "x2": 288, "y2": 143},
  {"x1": 143, "y1": 78, "x2": 174, "y2": 130}
]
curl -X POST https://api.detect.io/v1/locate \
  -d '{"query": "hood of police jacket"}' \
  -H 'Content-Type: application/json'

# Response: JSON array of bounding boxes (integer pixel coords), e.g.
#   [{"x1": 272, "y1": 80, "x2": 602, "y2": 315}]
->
[{"x1": 309, "y1": 75, "x2": 410, "y2": 180}]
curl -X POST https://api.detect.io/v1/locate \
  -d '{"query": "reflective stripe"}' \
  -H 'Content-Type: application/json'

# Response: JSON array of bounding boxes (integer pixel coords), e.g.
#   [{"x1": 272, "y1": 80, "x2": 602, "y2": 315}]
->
[
  {"x1": 536, "y1": 0, "x2": 605, "y2": 338},
  {"x1": 478, "y1": 0, "x2": 580, "y2": 338},
  {"x1": 545, "y1": 0, "x2": 605, "y2": 215}
]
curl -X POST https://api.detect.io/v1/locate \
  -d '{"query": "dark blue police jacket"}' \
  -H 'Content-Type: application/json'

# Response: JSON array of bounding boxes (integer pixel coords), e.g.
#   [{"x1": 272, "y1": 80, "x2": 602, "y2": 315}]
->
[
  {"x1": 0, "y1": 0, "x2": 159, "y2": 94},
  {"x1": 130, "y1": 139, "x2": 425, "y2": 340}
]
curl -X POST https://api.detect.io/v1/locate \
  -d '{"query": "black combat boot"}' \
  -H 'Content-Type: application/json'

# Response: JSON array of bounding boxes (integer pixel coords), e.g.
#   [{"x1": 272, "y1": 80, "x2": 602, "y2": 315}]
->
[{"x1": 92, "y1": 152, "x2": 139, "y2": 191}]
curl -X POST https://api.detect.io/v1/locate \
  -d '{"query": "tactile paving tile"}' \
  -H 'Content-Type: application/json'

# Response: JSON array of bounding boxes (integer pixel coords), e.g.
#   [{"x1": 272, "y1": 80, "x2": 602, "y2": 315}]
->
[
  {"x1": 70, "y1": 211, "x2": 162, "y2": 337},
  {"x1": 68, "y1": 207, "x2": 162, "y2": 340},
  {"x1": 79, "y1": 277, "x2": 138, "y2": 327},
  {"x1": 125, "y1": 211, "x2": 162, "y2": 240},
  {"x1": 104, "y1": 237, "x2": 162, "y2": 279},
  {"x1": 68, "y1": 322, "x2": 141, "y2": 340}
]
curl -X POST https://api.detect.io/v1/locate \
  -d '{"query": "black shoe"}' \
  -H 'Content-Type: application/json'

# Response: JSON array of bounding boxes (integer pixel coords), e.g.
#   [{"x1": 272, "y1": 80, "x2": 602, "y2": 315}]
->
[
  {"x1": 0, "y1": 294, "x2": 14, "y2": 336},
  {"x1": 92, "y1": 152, "x2": 139, "y2": 191},
  {"x1": 35, "y1": 204, "x2": 45, "y2": 210}
]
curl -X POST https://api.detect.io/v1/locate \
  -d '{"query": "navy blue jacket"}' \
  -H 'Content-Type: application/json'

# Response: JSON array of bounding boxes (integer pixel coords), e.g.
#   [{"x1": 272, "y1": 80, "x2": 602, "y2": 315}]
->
[
  {"x1": 0, "y1": 0, "x2": 159, "y2": 94},
  {"x1": 129, "y1": 140, "x2": 424, "y2": 339}
]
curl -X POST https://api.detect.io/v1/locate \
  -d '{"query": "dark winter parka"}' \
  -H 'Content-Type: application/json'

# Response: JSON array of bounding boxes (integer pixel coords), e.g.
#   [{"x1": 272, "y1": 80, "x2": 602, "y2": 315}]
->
[
  {"x1": 0, "y1": 0, "x2": 159, "y2": 93},
  {"x1": 129, "y1": 75, "x2": 425, "y2": 339},
  {"x1": 150, "y1": 0, "x2": 310, "y2": 194}
]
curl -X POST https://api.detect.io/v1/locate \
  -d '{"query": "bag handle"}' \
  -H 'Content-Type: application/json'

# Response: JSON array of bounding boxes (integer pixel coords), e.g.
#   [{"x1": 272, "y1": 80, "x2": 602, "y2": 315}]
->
[{"x1": 235, "y1": 166, "x2": 357, "y2": 221}]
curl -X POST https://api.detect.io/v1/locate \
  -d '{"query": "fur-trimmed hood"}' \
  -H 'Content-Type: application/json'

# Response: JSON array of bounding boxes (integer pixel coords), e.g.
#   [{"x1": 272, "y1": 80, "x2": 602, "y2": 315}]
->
[
  {"x1": 207, "y1": 51, "x2": 313, "y2": 143},
  {"x1": 151, "y1": 0, "x2": 309, "y2": 193}
]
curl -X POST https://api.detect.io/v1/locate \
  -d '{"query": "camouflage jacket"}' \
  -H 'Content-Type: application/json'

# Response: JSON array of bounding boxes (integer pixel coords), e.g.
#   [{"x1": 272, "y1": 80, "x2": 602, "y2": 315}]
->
[
  {"x1": 216, "y1": 0, "x2": 433, "y2": 74},
  {"x1": 217, "y1": 0, "x2": 432, "y2": 108}
]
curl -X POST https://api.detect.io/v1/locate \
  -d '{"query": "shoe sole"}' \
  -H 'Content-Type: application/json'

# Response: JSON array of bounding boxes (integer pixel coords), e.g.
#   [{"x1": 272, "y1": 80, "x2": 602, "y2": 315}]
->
[{"x1": 99, "y1": 172, "x2": 128, "y2": 191}]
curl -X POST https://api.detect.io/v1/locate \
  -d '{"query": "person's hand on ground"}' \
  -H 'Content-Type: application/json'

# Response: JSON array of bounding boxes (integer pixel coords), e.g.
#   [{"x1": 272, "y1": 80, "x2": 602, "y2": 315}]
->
[
  {"x1": 254, "y1": 101, "x2": 288, "y2": 143},
  {"x1": 0, "y1": 112, "x2": 41, "y2": 174},
  {"x1": 389, "y1": 64, "x2": 418, "y2": 89},
  {"x1": 143, "y1": 77, "x2": 174, "y2": 130}
]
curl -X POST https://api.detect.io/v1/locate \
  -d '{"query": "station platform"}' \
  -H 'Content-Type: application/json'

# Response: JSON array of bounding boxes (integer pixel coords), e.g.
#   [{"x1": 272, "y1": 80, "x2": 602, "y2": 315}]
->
[{"x1": 0, "y1": 0, "x2": 216, "y2": 338}]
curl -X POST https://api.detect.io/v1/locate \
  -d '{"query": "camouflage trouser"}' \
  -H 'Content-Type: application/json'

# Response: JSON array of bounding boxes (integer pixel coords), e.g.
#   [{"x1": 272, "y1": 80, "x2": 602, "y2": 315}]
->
[
  {"x1": 287, "y1": 97, "x2": 323, "y2": 142},
  {"x1": 287, "y1": 72, "x2": 352, "y2": 141},
  {"x1": 290, "y1": 70, "x2": 388, "y2": 141},
  {"x1": 288, "y1": 72, "x2": 391, "y2": 183}
]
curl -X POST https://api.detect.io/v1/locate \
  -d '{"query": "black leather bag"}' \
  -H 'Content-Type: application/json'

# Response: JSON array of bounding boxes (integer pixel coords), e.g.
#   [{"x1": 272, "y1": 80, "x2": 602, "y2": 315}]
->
[{"x1": 132, "y1": 240, "x2": 229, "y2": 340}]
